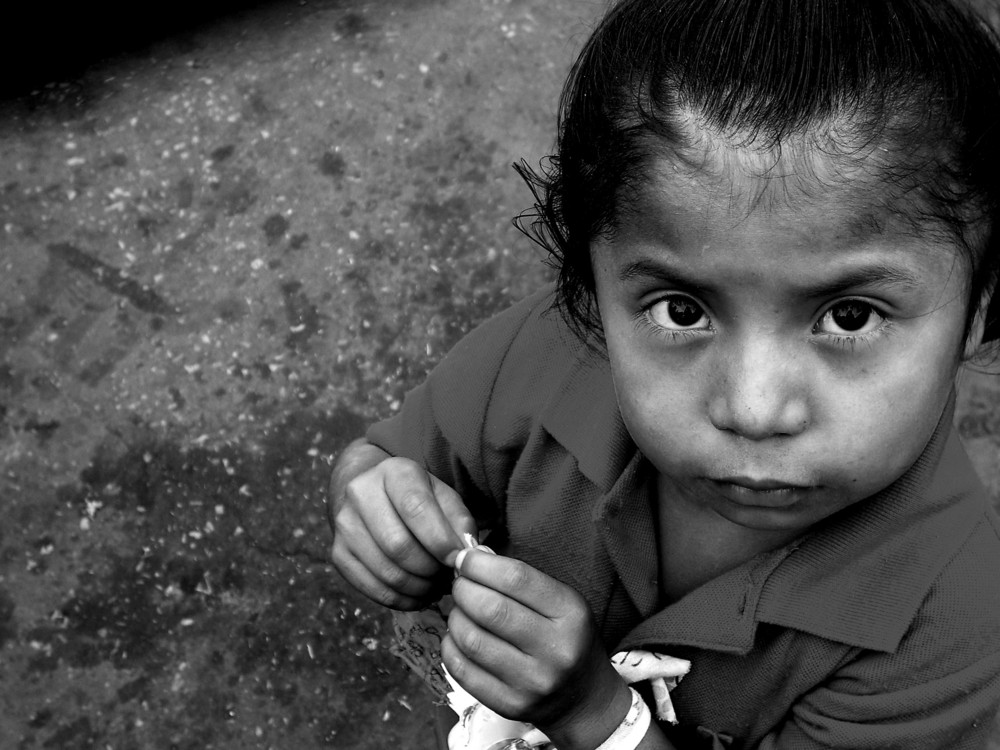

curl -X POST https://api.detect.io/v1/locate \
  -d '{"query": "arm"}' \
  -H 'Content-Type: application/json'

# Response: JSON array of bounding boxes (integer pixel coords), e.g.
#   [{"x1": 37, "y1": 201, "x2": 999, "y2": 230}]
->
[{"x1": 756, "y1": 649, "x2": 1000, "y2": 750}]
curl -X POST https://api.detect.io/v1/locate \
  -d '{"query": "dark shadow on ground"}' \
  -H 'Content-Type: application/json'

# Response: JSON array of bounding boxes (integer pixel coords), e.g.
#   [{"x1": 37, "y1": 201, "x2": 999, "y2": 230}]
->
[{"x1": 1, "y1": 0, "x2": 284, "y2": 97}]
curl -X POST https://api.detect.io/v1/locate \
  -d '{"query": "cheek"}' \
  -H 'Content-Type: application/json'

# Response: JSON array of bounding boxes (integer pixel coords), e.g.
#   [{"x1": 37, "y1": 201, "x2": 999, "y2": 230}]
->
[
  {"x1": 856, "y1": 339, "x2": 958, "y2": 427},
  {"x1": 610, "y1": 352, "x2": 701, "y2": 457},
  {"x1": 803, "y1": 358, "x2": 955, "y2": 492}
]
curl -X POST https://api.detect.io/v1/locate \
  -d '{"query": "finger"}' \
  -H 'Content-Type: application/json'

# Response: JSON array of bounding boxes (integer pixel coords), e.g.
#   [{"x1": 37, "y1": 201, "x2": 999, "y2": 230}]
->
[
  {"x1": 428, "y1": 474, "x2": 478, "y2": 564},
  {"x1": 441, "y1": 631, "x2": 531, "y2": 721},
  {"x1": 345, "y1": 472, "x2": 443, "y2": 578},
  {"x1": 447, "y1": 605, "x2": 536, "y2": 688},
  {"x1": 452, "y1": 574, "x2": 549, "y2": 652},
  {"x1": 334, "y1": 504, "x2": 439, "y2": 595},
  {"x1": 352, "y1": 527, "x2": 441, "y2": 598},
  {"x1": 455, "y1": 551, "x2": 573, "y2": 619},
  {"x1": 330, "y1": 544, "x2": 428, "y2": 611},
  {"x1": 382, "y1": 459, "x2": 472, "y2": 567}
]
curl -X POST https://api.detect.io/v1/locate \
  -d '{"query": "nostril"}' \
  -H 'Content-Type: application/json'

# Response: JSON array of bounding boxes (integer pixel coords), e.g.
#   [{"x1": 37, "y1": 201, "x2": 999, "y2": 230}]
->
[{"x1": 708, "y1": 395, "x2": 809, "y2": 440}]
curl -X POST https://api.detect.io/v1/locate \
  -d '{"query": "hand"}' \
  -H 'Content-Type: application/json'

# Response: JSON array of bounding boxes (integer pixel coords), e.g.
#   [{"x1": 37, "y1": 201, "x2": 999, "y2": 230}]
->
[
  {"x1": 442, "y1": 550, "x2": 633, "y2": 749},
  {"x1": 330, "y1": 450, "x2": 477, "y2": 611}
]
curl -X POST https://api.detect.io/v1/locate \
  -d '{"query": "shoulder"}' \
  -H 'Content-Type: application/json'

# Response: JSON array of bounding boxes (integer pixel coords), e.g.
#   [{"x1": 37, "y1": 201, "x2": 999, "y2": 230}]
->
[
  {"x1": 428, "y1": 284, "x2": 601, "y2": 439},
  {"x1": 434, "y1": 283, "x2": 587, "y2": 382},
  {"x1": 364, "y1": 284, "x2": 597, "y2": 506}
]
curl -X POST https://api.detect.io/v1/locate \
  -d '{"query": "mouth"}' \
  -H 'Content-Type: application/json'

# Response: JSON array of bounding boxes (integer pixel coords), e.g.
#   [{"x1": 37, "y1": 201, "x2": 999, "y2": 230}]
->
[{"x1": 708, "y1": 476, "x2": 814, "y2": 508}]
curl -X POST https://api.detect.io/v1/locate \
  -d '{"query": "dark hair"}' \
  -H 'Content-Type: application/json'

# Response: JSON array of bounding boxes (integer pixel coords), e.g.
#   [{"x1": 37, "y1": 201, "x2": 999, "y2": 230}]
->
[{"x1": 516, "y1": 0, "x2": 1000, "y2": 347}]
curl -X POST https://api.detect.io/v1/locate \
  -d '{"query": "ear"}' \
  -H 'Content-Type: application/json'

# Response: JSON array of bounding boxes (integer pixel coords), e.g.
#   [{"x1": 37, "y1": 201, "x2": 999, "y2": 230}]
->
[{"x1": 963, "y1": 280, "x2": 996, "y2": 361}]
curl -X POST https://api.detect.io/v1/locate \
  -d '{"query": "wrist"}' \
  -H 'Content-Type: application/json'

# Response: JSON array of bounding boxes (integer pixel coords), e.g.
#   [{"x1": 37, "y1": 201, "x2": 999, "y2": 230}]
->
[
  {"x1": 329, "y1": 439, "x2": 389, "y2": 497},
  {"x1": 327, "y1": 439, "x2": 390, "y2": 528},
  {"x1": 540, "y1": 672, "x2": 634, "y2": 750},
  {"x1": 595, "y1": 687, "x2": 651, "y2": 750}
]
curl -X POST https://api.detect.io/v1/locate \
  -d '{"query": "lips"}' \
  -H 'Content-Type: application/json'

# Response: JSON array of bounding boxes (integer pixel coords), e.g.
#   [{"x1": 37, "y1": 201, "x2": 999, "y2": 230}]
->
[
  {"x1": 708, "y1": 476, "x2": 813, "y2": 508},
  {"x1": 716, "y1": 476, "x2": 808, "y2": 492}
]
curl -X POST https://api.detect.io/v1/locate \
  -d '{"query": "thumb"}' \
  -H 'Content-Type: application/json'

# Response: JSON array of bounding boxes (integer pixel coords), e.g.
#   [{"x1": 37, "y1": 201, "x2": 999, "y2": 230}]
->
[{"x1": 429, "y1": 473, "x2": 478, "y2": 566}]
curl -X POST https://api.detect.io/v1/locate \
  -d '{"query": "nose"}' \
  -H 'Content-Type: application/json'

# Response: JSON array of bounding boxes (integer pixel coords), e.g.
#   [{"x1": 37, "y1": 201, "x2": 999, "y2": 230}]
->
[{"x1": 707, "y1": 337, "x2": 810, "y2": 440}]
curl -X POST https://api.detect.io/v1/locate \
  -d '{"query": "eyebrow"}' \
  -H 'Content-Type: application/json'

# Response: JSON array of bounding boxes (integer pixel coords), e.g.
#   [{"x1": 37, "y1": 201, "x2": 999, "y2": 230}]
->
[
  {"x1": 617, "y1": 258, "x2": 924, "y2": 298},
  {"x1": 618, "y1": 259, "x2": 713, "y2": 293},
  {"x1": 801, "y1": 265, "x2": 923, "y2": 298}
]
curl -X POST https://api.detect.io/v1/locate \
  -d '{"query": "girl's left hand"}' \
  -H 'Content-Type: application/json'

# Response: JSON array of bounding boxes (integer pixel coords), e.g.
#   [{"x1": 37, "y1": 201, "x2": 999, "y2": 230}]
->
[{"x1": 442, "y1": 550, "x2": 634, "y2": 749}]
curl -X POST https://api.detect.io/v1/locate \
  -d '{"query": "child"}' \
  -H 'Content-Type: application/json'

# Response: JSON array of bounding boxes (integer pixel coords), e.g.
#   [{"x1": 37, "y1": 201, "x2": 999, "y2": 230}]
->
[{"x1": 328, "y1": 0, "x2": 1000, "y2": 747}]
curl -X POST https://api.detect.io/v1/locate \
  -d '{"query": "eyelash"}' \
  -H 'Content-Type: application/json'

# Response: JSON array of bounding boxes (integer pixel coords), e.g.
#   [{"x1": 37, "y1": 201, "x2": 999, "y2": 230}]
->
[
  {"x1": 633, "y1": 313, "x2": 706, "y2": 343},
  {"x1": 634, "y1": 294, "x2": 713, "y2": 343},
  {"x1": 634, "y1": 295, "x2": 894, "y2": 350}
]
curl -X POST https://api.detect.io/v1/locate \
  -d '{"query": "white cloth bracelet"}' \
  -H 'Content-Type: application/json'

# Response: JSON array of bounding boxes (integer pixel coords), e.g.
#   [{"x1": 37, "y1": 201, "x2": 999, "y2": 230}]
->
[{"x1": 594, "y1": 686, "x2": 651, "y2": 750}]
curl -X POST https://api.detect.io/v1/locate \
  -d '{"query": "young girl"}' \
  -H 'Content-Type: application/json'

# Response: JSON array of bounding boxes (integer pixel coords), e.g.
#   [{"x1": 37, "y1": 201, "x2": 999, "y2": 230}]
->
[{"x1": 328, "y1": 0, "x2": 1000, "y2": 747}]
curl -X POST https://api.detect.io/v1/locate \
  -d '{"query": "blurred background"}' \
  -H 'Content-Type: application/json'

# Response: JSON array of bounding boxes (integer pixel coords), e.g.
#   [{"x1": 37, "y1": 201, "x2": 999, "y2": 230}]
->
[{"x1": 0, "y1": 1, "x2": 998, "y2": 747}]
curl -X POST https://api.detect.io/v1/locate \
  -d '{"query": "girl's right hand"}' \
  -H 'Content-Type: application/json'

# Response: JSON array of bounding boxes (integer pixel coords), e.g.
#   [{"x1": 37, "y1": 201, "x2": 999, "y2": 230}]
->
[{"x1": 330, "y1": 455, "x2": 477, "y2": 610}]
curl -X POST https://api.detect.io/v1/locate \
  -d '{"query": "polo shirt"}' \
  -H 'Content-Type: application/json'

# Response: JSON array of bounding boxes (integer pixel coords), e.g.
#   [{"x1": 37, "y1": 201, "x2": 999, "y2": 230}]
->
[{"x1": 367, "y1": 285, "x2": 1000, "y2": 749}]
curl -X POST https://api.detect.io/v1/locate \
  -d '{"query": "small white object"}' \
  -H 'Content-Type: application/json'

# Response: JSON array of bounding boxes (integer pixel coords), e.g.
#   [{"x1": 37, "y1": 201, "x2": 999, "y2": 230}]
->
[
  {"x1": 445, "y1": 667, "x2": 550, "y2": 749},
  {"x1": 610, "y1": 650, "x2": 690, "y2": 724}
]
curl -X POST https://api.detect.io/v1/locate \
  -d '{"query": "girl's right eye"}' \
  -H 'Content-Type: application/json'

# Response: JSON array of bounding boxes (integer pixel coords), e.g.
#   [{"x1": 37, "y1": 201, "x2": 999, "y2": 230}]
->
[{"x1": 646, "y1": 294, "x2": 711, "y2": 332}]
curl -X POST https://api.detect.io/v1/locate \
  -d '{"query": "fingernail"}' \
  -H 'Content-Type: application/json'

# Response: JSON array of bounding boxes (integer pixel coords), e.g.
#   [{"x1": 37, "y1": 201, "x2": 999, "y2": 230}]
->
[{"x1": 454, "y1": 548, "x2": 469, "y2": 574}]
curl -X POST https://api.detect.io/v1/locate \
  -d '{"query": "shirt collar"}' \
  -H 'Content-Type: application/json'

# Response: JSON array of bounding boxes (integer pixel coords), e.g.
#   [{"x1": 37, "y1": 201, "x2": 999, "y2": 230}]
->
[
  {"x1": 542, "y1": 352, "x2": 987, "y2": 655},
  {"x1": 540, "y1": 340, "x2": 633, "y2": 492}
]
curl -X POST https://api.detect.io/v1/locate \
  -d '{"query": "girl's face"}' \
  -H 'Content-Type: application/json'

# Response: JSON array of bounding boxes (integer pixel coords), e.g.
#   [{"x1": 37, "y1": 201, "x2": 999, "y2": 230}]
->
[{"x1": 592, "y1": 155, "x2": 973, "y2": 537}]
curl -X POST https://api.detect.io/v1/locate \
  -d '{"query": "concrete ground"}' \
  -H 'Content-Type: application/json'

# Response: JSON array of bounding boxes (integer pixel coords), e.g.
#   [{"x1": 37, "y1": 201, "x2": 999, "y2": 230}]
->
[{"x1": 0, "y1": 1, "x2": 998, "y2": 748}]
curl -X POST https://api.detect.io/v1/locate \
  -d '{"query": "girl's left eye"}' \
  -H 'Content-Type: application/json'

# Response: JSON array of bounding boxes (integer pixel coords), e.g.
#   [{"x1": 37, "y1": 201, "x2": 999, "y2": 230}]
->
[
  {"x1": 814, "y1": 300, "x2": 885, "y2": 337},
  {"x1": 647, "y1": 295, "x2": 711, "y2": 331}
]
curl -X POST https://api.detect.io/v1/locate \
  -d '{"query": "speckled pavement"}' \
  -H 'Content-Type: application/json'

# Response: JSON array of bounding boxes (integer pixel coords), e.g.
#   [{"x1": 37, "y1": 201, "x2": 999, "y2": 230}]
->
[{"x1": 0, "y1": 1, "x2": 998, "y2": 748}]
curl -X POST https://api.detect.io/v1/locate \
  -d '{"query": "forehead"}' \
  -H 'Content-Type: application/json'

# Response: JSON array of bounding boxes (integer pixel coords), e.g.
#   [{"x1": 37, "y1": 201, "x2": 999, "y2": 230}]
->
[
  {"x1": 602, "y1": 151, "x2": 969, "y2": 292},
  {"x1": 621, "y1": 124, "x2": 959, "y2": 249},
  {"x1": 638, "y1": 105, "x2": 965, "y2": 239}
]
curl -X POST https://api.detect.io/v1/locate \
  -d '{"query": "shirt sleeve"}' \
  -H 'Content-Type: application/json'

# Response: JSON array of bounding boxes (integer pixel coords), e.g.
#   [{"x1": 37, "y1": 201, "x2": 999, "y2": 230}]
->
[
  {"x1": 757, "y1": 518, "x2": 1000, "y2": 750},
  {"x1": 365, "y1": 286, "x2": 556, "y2": 530}
]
